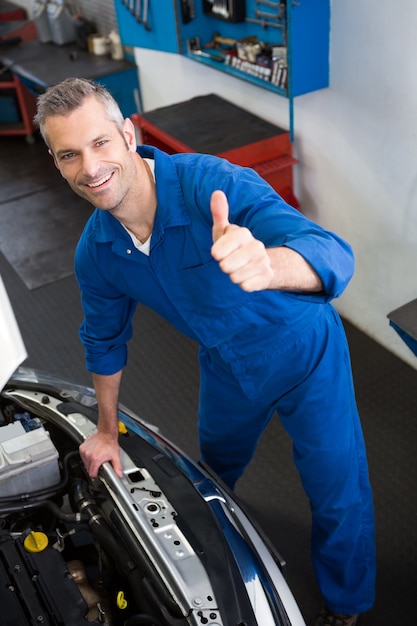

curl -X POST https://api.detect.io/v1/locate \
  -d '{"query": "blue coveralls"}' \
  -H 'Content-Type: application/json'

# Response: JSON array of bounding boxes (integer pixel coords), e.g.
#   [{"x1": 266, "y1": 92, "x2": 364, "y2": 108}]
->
[{"x1": 75, "y1": 146, "x2": 376, "y2": 615}]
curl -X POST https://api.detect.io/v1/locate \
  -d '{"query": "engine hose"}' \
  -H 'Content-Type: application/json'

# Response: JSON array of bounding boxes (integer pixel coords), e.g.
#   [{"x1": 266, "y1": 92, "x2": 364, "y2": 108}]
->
[
  {"x1": 0, "y1": 500, "x2": 47, "y2": 515},
  {"x1": 72, "y1": 479, "x2": 138, "y2": 579},
  {"x1": 41, "y1": 499, "x2": 89, "y2": 523},
  {"x1": 0, "y1": 498, "x2": 88, "y2": 522},
  {"x1": 72, "y1": 480, "x2": 175, "y2": 625}
]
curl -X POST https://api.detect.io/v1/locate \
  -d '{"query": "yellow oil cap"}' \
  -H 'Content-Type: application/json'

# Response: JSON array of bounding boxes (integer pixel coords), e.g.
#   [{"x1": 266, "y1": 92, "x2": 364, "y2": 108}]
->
[
  {"x1": 117, "y1": 590, "x2": 127, "y2": 609},
  {"x1": 118, "y1": 421, "x2": 128, "y2": 435},
  {"x1": 24, "y1": 531, "x2": 49, "y2": 553}
]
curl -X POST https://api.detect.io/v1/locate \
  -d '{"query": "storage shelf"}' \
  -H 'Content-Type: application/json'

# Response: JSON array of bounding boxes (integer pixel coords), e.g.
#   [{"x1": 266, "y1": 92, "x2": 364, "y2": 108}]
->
[{"x1": 184, "y1": 52, "x2": 287, "y2": 96}]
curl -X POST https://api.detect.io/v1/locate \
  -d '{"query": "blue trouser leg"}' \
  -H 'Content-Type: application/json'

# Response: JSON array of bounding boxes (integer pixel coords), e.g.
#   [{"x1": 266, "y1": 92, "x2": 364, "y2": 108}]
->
[
  {"x1": 198, "y1": 350, "x2": 276, "y2": 488},
  {"x1": 197, "y1": 309, "x2": 376, "y2": 614},
  {"x1": 274, "y1": 313, "x2": 376, "y2": 614}
]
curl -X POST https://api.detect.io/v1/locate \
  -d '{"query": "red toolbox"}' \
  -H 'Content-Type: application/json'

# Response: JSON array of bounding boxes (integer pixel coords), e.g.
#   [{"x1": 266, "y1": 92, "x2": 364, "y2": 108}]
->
[{"x1": 132, "y1": 94, "x2": 299, "y2": 210}]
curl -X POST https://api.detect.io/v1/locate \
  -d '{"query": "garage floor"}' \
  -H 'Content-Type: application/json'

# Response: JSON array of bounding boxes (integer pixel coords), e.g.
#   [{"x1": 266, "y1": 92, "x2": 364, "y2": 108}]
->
[{"x1": 1, "y1": 134, "x2": 416, "y2": 625}]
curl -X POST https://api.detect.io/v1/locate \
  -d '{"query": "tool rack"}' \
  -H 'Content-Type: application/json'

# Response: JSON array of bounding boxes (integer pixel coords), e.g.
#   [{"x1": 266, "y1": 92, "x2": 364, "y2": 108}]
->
[{"x1": 115, "y1": 0, "x2": 330, "y2": 139}]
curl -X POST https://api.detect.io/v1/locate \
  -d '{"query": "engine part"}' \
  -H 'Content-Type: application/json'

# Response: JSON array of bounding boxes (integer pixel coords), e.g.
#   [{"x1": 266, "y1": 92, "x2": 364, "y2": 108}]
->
[
  {"x1": 0, "y1": 417, "x2": 60, "y2": 497},
  {"x1": 0, "y1": 530, "x2": 102, "y2": 625}
]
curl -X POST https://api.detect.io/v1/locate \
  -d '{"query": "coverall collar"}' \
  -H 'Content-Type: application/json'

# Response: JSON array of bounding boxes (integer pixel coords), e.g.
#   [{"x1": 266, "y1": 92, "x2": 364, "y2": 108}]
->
[{"x1": 91, "y1": 145, "x2": 191, "y2": 243}]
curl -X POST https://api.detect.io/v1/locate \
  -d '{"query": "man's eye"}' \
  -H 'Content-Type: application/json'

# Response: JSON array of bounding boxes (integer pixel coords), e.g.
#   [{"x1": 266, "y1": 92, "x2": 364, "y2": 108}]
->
[
  {"x1": 61, "y1": 153, "x2": 75, "y2": 160},
  {"x1": 96, "y1": 140, "x2": 107, "y2": 147}
]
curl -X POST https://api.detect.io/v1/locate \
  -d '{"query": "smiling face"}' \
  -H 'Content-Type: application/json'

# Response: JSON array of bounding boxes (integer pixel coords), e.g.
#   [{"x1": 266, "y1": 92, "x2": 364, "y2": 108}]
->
[{"x1": 43, "y1": 95, "x2": 139, "y2": 215}]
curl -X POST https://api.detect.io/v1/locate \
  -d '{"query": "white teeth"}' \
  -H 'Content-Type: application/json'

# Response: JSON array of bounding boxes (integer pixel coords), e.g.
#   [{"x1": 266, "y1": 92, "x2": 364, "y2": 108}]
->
[{"x1": 87, "y1": 173, "x2": 112, "y2": 188}]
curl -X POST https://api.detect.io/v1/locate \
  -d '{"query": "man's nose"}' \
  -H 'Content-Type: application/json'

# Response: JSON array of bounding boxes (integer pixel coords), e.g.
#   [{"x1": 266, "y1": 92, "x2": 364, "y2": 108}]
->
[{"x1": 81, "y1": 151, "x2": 100, "y2": 178}]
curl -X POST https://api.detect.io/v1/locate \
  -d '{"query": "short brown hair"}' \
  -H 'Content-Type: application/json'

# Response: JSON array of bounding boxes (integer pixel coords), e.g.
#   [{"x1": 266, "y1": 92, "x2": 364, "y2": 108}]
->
[{"x1": 34, "y1": 77, "x2": 124, "y2": 146}]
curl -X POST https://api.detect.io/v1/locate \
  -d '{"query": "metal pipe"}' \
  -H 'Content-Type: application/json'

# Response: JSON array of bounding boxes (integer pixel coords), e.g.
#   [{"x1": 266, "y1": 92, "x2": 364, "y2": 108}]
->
[
  {"x1": 246, "y1": 17, "x2": 284, "y2": 29},
  {"x1": 255, "y1": 9, "x2": 282, "y2": 21},
  {"x1": 256, "y1": 0, "x2": 281, "y2": 8}
]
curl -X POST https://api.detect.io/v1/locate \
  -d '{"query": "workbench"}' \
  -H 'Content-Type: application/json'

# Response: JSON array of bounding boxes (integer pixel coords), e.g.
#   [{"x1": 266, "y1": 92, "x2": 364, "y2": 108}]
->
[
  {"x1": 388, "y1": 299, "x2": 417, "y2": 358},
  {"x1": 0, "y1": 35, "x2": 140, "y2": 140},
  {"x1": 132, "y1": 94, "x2": 299, "y2": 209}
]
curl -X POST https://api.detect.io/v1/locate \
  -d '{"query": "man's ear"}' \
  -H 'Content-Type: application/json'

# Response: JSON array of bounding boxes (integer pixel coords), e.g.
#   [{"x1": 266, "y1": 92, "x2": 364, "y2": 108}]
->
[{"x1": 122, "y1": 117, "x2": 137, "y2": 153}]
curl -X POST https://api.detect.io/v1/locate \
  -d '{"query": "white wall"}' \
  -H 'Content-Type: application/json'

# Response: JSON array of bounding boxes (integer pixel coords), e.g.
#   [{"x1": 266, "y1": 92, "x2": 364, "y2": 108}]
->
[
  {"x1": 134, "y1": 0, "x2": 417, "y2": 369},
  {"x1": 12, "y1": 0, "x2": 32, "y2": 17}
]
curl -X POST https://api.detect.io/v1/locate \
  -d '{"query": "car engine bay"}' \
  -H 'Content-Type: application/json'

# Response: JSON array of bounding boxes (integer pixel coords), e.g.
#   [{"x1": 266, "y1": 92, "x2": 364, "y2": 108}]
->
[
  {"x1": 0, "y1": 369, "x2": 305, "y2": 626},
  {"x1": 0, "y1": 402, "x2": 165, "y2": 626}
]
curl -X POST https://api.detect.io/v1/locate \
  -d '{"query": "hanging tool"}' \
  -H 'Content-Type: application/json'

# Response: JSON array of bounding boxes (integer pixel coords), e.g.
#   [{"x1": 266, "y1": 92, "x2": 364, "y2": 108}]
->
[
  {"x1": 180, "y1": 0, "x2": 195, "y2": 24},
  {"x1": 255, "y1": 9, "x2": 282, "y2": 21},
  {"x1": 135, "y1": 0, "x2": 142, "y2": 22},
  {"x1": 246, "y1": 17, "x2": 284, "y2": 29},
  {"x1": 142, "y1": 0, "x2": 151, "y2": 30},
  {"x1": 204, "y1": 33, "x2": 237, "y2": 49},
  {"x1": 212, "y1": 0, "x2": 229, "y2": 20},
  {"x1": 256, "y1": 0, "x2": 284, "y2": 19},
  {"x1": 256, "y1": 0, "x2": 281, "y2": 8}
]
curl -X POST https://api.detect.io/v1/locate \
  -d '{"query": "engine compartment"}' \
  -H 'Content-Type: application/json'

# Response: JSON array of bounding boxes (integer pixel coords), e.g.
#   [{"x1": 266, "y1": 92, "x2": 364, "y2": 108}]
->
[
  {"x1": 0, "y1": 397, "x2": 173, "y2": 626},
  {"x1": 0, "y1": 370, "x2": 306, "y2": 626}
]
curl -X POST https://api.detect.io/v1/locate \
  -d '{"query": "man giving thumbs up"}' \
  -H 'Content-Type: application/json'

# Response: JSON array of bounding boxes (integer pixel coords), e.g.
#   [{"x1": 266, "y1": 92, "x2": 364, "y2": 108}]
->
[{"x1": 35, "y1": 77, "x2": 375, "y2": 626}]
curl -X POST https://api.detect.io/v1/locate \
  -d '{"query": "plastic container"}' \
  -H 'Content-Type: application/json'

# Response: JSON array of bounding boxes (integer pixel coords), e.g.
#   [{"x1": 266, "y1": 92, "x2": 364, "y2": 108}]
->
[
  {"x1": 90, "y1": 34, "x2": 110, "y2": 56},
  {"x1": 0, "y1": 421, "x2": 60, "y2": 497},
  {"x1": 32, "y1": 0, "x2": 52, "y2": 43},
  {"x1": 47, "y1": 0, "x2": 76, "y2": 46},
  {"x1": 109, "y1": 30, "x2": 124, "y2": 61}
]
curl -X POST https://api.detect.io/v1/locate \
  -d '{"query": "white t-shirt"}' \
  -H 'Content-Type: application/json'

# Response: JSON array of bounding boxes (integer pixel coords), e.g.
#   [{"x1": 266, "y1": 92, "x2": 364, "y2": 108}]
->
[{"x1": 123, "y1": 158, "x2": 155, "y2": 256}]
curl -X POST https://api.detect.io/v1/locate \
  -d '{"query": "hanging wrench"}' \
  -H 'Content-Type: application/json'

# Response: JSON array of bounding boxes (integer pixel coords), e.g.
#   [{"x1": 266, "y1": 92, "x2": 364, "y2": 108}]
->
[
  {"x1": 255, "y1": 8, "x2": 282, "y2": 21},
  {"x1": 256, "y1": 0, "x2": 281, "y2": 8},
  {"x1": 135, "y1": 0, "x2": 142, "y2": 22},
  {"x1": 142, "y1": 0, "x2": 151, "y2": 30}
]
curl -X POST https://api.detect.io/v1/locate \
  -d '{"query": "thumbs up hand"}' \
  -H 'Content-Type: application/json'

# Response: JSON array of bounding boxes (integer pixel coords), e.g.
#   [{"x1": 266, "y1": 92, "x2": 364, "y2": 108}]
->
[
  {"x1": 210, "y1": 190, "x2": 274, "y2": 292},
  {"x1": 211, "y1": 188, "x2": 233, "y2": 243}
]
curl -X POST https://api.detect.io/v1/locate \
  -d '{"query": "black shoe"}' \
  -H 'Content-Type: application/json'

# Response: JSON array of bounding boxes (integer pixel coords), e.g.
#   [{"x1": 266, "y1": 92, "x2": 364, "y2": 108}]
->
[{"x1": 312, "y1": 606, "x2": 359, "y2": 626}]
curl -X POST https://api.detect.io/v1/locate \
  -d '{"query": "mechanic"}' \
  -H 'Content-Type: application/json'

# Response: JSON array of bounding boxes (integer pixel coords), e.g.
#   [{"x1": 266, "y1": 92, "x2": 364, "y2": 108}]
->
[{"x1": 34, "y1": 78, "x2": 375, "y2": 626}]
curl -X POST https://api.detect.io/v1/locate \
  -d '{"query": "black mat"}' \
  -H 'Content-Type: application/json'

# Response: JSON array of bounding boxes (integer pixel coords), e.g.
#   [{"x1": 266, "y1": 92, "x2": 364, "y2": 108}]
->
[
  {"x1": 141, "y1": 94, "x2": 287, "y2": 154},
  {"x1": 0, "y1": 135, "x2": 57, "y2": 203},
  {"x1": 0, "y1": 136, "x2": 91, "y2": 289}
]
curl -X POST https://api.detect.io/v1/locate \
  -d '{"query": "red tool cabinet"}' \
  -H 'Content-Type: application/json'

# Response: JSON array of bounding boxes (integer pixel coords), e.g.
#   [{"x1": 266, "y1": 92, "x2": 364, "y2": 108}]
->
[
  {"x1": 0, "y1": 69, "x2": 37, "y2": 141},
  {"x1": 132, "y1": 94, "x2": 299, "y2": 210},
  {"x1": 0, "y1": 15, "x2": 38, "y2": 141}
]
